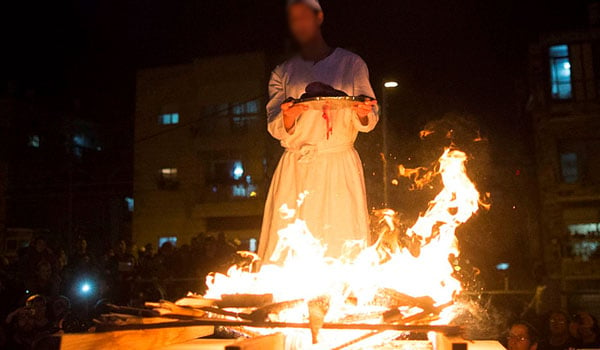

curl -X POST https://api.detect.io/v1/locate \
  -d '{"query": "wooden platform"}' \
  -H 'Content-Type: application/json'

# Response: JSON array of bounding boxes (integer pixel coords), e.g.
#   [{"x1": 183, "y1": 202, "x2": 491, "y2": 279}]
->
[{"x1": 59, "y1": 325, "x2": 214, "y2": 350}]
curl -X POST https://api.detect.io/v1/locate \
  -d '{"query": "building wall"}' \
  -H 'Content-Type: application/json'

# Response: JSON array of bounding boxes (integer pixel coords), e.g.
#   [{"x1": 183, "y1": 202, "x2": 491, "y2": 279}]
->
[
  {"x1": 529, "y1": 27, "x2": 600, "y2": 308},
  {"x1": 133, "y1": 52, "x2": 269, "y2": 248}
]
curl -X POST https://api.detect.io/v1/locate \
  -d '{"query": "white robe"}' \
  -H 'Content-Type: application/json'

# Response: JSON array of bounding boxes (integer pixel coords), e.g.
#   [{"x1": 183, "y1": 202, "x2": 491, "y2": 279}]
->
[{"x1": 258, "y1": 48, "x2": 379, "y2": 262}]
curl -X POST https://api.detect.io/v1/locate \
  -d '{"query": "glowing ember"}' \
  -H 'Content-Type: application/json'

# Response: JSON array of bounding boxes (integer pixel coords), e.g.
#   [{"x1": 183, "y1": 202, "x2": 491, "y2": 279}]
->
[{"x1": 202, "y1": 147, "x2": 485, "y2": 346}]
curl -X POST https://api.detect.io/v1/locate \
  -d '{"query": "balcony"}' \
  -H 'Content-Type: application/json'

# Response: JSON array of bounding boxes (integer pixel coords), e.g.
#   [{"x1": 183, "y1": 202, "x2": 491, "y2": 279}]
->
[{"x1": 199, "y1": 182, "x2": 263, "y2": 203}]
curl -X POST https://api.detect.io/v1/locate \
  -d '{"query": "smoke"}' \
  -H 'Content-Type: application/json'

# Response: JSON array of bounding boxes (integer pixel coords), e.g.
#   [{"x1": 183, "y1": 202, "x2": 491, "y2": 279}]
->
[{"x1": 452, "y1": 298, "x2": 509, "y2": 340}]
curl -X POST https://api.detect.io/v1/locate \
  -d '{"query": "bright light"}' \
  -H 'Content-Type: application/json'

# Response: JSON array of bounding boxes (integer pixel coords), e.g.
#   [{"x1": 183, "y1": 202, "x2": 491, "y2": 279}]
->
[
  {"x1": 249, "y1": 238, "x2": 257, "y2": 252},
  {"x1": 384, "y1": 81, "x2": 399, "y2": 88},
  {"x1": 563, "y1": 62, "x2": 571, "y2": 70},
  {"x1": 232, "y1": 161, "x2": 244, "y2": 180},
  {"x1": 205, "y1": 148, "x2": 485, "y2": 344},
  {"x1": 496, "y1": 262, "x2": 510, "y2": 271},
  {"x1": 80, "y1": 282, "x2": 92, "y2": 294}
]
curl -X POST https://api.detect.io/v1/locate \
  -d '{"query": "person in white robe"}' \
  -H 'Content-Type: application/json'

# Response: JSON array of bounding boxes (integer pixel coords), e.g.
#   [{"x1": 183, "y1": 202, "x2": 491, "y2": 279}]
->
[{"x1": 258, "y1": 0, "x2": 379, "y2": 262}]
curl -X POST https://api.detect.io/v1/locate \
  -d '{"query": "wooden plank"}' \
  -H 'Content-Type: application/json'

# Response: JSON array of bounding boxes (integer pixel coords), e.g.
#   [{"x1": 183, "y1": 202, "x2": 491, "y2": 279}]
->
[
  {"x1": 161, "y1": 339, "x2": 236, "y2": 350},
  {"x1": 94, "y1": 318, "x2": 461, "y2": 334},
  {"x1": 225, "y1": 333, "x2": 285, "y2": 350},
  {"x1": 60, "y1": 325, "x2": 214, "y2": 350}
]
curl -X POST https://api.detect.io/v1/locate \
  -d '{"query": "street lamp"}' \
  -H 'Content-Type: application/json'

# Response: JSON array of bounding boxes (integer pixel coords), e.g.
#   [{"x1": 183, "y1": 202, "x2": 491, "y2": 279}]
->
[{"x1": 382, "y1": 81, "x2": 398, "y2": 207}]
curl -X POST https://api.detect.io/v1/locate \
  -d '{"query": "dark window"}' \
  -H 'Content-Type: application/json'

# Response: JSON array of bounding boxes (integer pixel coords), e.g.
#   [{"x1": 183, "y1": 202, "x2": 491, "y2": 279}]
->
[
  {"x1": 198, "y1": 100, "x2": 260, "y2": 135},
  {"x1": 560, "y1": 152, "x2": 579, "y2": 184},
  {"x1": 558, "y1": 139, "x2": 600, "y2": 185}
]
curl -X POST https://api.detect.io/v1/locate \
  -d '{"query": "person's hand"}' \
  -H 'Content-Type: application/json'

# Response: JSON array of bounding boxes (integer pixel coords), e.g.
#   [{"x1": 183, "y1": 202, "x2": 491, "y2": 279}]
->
[
  {"x1": 281, "y1": 101, "x2": 308, "y2": 131},
  {"x1": 352, "y1": 99, "x2": 377, "y2": 118}
]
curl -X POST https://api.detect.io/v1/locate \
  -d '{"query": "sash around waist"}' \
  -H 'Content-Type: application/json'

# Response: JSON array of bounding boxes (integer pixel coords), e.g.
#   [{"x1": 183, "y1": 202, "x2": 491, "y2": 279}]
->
[{"x1": 285, "y1": 143, "x2": 354, "y2": 163}]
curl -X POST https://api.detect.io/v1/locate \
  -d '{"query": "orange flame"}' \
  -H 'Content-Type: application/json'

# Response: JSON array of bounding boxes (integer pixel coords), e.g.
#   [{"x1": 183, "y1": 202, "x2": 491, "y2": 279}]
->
[{"x1": 202, "y1": 147, "x2": 485, "y2": 346}]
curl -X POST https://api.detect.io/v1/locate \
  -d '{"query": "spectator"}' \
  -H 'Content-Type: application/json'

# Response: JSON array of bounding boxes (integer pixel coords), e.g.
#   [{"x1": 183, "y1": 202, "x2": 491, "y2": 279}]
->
[
  {"x1": 24, "y1": 237, "x2": 57, "y2": 277},
  {"x1": 574, "y1": 311, "x2": 600, "y2": 348},
  {"x1": 540, "y1": 311, "x2": 577, "y2": 350},
  {"x1": 6, "y1": 294, "x2": 50, "y2": 349},
  {"x1": 507, "y1": 321, "x2": 539, "y2": 350},
  {"x1": 57, "y1": 249, "x2": 68, "y2": 272},
  {"x1": 110, "y1": 240, "x2": 137, "y2": 303},
  {"x1": 25, "y1": 260, "x2": 60, "y2": 297},
  {"x1": 69, "y1": 238, "x2": 95, "y2": 272}
]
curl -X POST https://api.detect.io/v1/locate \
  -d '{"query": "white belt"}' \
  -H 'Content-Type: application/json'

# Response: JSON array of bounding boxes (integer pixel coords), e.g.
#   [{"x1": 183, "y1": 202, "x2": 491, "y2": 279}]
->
[{"x1": 286, "y1": 143, "x2": 353, "y2": 163}]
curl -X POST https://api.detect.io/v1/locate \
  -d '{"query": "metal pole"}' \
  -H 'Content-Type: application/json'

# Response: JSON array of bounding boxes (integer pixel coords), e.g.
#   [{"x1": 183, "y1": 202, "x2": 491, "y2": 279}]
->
[{"x1": 382, "y1": 88, "x2": 389, "y2": 207}]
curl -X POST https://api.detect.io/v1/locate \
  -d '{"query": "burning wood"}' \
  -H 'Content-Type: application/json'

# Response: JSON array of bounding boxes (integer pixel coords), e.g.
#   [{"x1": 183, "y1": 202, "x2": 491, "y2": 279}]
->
[
  {"x1": 216, "y1": 293, "x2": 273, "y2": 308},
  {"x1": 371, "y1": 209, "x2": 422, "y2": 259},
  {"x1": 307, "y1": 295, "x2": 330, "y2": 344},
  {"x1": 194, "y1": 146, "x2": 486, "y2": 346},
  {"x1": 382, "y1": 301, "x2": 452, "y2": 324},
  {"x1": 201, "y1": 299, "x2": 304, "y2": 322},
  {"x1": 373, "y1": 288, "x2": 436, "y2": 312}
]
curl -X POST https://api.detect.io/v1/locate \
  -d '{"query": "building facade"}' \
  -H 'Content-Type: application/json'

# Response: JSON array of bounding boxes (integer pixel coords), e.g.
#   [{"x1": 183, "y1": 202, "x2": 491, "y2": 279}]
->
[
  {"x1": 0, "y1": 86, "x2": 132, "y2": 256},
  {"x1": 133, "y1": 52, "x2": 272, "y2": 249},
  {"x1": 529, "y1": 6, "x2": 600, "y2": 309}
]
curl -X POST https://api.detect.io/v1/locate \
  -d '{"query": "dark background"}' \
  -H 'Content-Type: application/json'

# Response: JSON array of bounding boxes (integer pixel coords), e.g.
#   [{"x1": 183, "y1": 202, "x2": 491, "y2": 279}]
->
[
  {"x1": 0, "y1": 0, "x2": 591, "y2": 289},
  {"x1": 0, "y1": 0, "x2": 588, "y2": 129}
]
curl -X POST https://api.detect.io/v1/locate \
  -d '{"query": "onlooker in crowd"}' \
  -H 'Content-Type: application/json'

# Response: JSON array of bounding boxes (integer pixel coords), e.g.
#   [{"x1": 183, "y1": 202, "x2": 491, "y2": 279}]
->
[
  {"x1": 25, "y1": 260, "x2": 60, "y2": 297},
  {"x1": 68, "y1": 237, "x2": 95, "y2": 272},
  {"x1": 539, "y1": 311, "x2": 577, "y2": 350},
  {"x1": 574, "y1": 311, "x2": 600, "y2": 348},
  {"x1": 507, "y1": 321, "x2": 539, "y2": 350},
  {"x1": 24, "y1": 237, "x2": 57, "y2": 275},
  {"x1": 5, "y1": 294, "x2": 50, "y2": 349},
  {"x1": 110, "y1": 240, "x2": 137, "y2": 304}
]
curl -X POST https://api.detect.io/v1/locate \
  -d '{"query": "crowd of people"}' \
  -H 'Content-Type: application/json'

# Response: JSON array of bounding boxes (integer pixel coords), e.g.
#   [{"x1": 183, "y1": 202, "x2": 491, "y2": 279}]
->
[
  {"x1": 0, "y1": 235, "x2": 599, "y2": 349},
  {"x1": 0, "y1": 233, "x2": 239, "y2": 349},
  {"x1": 507, "y1": 311, "x2": 600, "y2": 350}
]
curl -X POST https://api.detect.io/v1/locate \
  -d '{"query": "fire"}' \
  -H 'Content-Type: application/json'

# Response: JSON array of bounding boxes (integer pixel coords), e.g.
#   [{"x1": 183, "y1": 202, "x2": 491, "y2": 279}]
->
[{"x1": 202, "y1": 147, "x2": 484, "y2": 346}]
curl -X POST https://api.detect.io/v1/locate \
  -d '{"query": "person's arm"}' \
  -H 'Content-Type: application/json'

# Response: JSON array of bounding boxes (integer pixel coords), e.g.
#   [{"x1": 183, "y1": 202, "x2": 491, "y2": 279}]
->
[
  {"x1": 267, "y1": 66, "x2": 306, "y2": 140},
  {"x1": 351, "y1": 57, "x2": 379, "y2": 132}
]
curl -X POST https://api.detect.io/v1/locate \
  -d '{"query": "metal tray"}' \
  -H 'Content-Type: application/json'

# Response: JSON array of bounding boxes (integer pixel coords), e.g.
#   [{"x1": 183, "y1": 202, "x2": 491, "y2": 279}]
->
[{"x1": 292, "y1": 96, "x2": 374, "y2": 110}]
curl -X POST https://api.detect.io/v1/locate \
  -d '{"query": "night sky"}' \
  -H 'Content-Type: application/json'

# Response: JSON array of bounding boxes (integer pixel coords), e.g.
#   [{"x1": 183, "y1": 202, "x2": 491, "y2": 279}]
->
[{"x1": 0, "y1": 0, "x2": 590, "y2": 149}]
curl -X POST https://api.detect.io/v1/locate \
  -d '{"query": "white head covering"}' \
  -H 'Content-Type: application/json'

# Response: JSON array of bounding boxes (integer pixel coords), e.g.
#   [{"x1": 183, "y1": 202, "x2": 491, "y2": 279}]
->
[{"x1": 287, "y1": 0, "x2": 322, "y2": 12}]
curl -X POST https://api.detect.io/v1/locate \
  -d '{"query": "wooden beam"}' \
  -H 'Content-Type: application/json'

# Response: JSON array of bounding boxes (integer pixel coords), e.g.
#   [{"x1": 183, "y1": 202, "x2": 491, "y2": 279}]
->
[
  {"x1": 59, "y1": 325, "x2": 213, "y2": 350},
  {"x1": 225, "y1": 333, "x2": 285, "y2": 350}
]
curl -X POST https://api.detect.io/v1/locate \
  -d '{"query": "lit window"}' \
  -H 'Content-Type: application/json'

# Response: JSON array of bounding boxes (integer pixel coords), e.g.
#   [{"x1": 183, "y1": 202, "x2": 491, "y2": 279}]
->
[
  {"x1": 560, "y1": 152, "x2": 578, "y2": 183},
  {"x1": 249, "y1": 238, "x2": 257, "y2": 252},
  {"x1": 231, "y1": 100, "x2": 259, "y2": 115},
  {"x1": 549, "y1": 45, "x2": 572, "y2": 99},
  {"x1": 125, "y1": 197, "x2": 134, "y2": 212},
  {"x1": 568, "y1": 223, "x2": 600, "y2": 261},
  {"x1": 28, "y1": 135, "x2": 40, "y2": 148},
  {"x1": 73, "y1": 134, "x2": 86, "y2": 147},
  {"x1": 232, "y1": 184, "x2": 247, "y2": 197},
  {"x1": 160, "y1": 168, "x2": 178, "y2": 180},
  {"x1": 569, "y1": 223, "x2": 599, "y2": 236},
  {"x1": 159, "y1": 236, "x2": 177, "y2": 247},
  {"x1": 159, "y1": 113, "x2": 179, "y2": 125},
  {"x1": 232, "y1": 103, "x2": 244, "y2": 115},
  {"x1": 232, "y1": 161, "x2": 244, "y2": 180},
  {"x1": 246, "y1": 100, "x2": 259, "y2": 114},
  {"x1": 158, "y1": 168, "x2": 179, "y2": 190}
]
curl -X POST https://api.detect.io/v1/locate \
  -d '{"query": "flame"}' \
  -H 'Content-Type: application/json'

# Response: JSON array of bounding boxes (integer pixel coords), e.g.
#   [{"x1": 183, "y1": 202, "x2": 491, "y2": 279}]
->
[{"x1": 203, "y1": 147, "x2": 484, "y2": 346}]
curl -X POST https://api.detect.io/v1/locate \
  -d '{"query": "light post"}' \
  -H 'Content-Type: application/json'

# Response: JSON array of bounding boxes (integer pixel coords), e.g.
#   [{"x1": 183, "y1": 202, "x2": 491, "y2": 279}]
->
[{"x1": 382, "y1": 80, "x2": 398, "y2": 207}]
